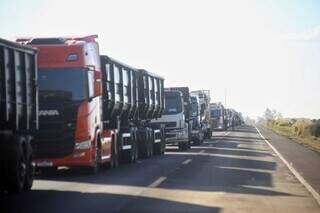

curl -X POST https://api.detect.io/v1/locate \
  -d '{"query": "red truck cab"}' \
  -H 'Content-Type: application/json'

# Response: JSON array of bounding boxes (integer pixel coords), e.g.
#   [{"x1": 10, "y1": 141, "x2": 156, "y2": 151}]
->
[{"x1": 17, "y1": 35, "x2": 113, "y2": 173}]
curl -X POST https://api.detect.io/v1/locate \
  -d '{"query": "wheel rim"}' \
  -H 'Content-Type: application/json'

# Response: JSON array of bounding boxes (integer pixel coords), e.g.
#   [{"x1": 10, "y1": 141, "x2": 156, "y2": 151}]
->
[{"x1": 18, "y1": 156, "x2": 26, "y2": 188}]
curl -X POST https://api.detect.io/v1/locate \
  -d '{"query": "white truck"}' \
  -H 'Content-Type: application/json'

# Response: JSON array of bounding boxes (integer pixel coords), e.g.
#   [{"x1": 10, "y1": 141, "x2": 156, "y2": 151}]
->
[{"x1": 152, "y1": 87, "x2": 191, "y2": 151}]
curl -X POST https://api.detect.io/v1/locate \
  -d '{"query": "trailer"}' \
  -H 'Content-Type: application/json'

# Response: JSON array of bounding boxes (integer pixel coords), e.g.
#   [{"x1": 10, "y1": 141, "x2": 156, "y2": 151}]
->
[
  {"x1": 0, "y1": 38, "x2": 38, "y2": 193},
  {"x1": 100, "y1": 56, "x2": 166, "y2": 163}
]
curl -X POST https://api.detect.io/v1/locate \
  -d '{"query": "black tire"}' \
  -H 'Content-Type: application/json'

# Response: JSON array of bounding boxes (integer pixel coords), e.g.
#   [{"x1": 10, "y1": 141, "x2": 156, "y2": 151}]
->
[
  {"x1": 132, "y1": 132, "x2": 138, "y2": 163},
  {"x1": 6, "y1": 136, "x2": 27, "y2": 193},
  {"x1": 120, "y1": 132, "x2": 135, "y2": 164},
  {"x1": 178, "y1": 142, "x2": 188, "y2": 151},
  {"x1": 193, "y1": 138, "x2": 200, "y2": 146},
  {"x1": 107, "y1": 136, "x2": 119, "y2": 169},
  {"x1": 148, "y1": 129, "x2": 154, "y2": 157},
  {"x1": 153, "y1": 142, "x2": 161, "y2": 155},
  {"x1": 153, "y1": 133, "x2": 162, "y2": 155},
  {"x1": 23, "y1": 137, "x2": 34, "y2": 191},
  {"x1": 112, "y1": 136, "x2": 119, "y2": 169},
  {"x1": 133, "y1": 132, "x2": 139, "y2": 162},
  {"x1": 87, "y1": 137, "x2": 101, "y2": 175},
  {"x1": 137, "y1": 130, "x2": 148, "y2": 159}
]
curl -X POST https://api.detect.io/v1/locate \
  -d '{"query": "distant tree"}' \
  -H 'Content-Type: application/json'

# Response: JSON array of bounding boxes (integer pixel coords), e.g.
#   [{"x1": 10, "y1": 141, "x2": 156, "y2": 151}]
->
[
  {"x1": 264, "y1": 108, "x2": 275, "y2": 121},
  {"x1": 263, "y1": 108, "x2": 282, "y2": 121}
]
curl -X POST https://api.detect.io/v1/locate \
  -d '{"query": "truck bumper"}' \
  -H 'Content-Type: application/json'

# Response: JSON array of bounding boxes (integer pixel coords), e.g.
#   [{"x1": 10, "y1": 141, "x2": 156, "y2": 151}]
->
[
  {"x1": 165, "y1": 129, "x2": 188, "y2": 145},
  {"x1": 34, "y1": 148, "x2": 94, "y2": 168}
]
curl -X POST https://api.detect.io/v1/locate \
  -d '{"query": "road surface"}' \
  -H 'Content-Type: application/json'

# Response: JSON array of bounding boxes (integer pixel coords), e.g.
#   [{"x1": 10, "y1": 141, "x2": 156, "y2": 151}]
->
[
  {"x1": 258, "y1": 126, "x2": 320, "y2": 195},
  {"x1": 1, "y1": 125, "x2": 319, "y2": 213}
]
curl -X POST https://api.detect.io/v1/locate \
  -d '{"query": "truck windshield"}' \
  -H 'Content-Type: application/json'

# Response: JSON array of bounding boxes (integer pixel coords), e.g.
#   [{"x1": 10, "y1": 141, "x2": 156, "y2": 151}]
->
[
  {"x1": 163, "y1": 94, "x2": 182, "y2": 115},
  {"x1": 211, "y1": 109, "x2": 221, "y2": 118},
  {"x1": 38, "y1": 68, "x2": 88, "y2": 103}
]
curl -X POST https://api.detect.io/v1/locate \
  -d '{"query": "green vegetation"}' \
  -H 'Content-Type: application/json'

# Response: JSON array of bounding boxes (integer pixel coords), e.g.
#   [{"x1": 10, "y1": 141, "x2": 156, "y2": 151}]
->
[{"x1": 266, "y1": 118, "x2": 320, "y2": 153}]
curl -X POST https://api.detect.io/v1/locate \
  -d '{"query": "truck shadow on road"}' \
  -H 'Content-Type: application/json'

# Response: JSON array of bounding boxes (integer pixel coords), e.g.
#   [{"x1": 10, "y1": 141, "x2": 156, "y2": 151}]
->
[
  {"x1": 23, "y1": 125, "x2": 301, "y2": 207},
  {"x1": 31, "y1": 150, "x2": 295, "y2": 198},
  {"x1": 0, "y1": 189, "x2": 221, "y2": 213}
]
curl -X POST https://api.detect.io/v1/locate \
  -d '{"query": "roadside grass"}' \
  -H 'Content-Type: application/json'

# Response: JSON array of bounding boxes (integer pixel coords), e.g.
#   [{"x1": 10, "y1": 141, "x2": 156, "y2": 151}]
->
[{"x1": 266, "y1": 119, "x2": 320, "y2": 153}]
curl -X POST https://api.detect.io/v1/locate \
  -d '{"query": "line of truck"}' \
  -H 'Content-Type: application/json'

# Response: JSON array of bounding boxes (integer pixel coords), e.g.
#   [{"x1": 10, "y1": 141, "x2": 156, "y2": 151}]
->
[{"x1": 0, "y1": 35, "x2": 243, "y2": 193}]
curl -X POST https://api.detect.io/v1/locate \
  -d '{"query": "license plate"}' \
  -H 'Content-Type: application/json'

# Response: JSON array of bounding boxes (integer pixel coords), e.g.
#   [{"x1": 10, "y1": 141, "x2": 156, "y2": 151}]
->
[{"x1": 36, "y1": 161, "x2": 53, "y2": 167}]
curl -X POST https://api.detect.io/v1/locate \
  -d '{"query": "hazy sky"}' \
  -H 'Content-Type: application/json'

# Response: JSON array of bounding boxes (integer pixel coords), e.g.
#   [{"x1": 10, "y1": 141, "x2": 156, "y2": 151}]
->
[{"x1": 1, "y1": 0, "x2": 320, "y2": 119}]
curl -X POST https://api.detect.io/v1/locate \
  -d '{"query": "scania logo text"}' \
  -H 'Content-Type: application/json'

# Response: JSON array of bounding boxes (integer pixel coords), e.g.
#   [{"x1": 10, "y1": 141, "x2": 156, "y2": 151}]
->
[{"x1": 39, "y1": 110, "x2": 60, "y2": 116}]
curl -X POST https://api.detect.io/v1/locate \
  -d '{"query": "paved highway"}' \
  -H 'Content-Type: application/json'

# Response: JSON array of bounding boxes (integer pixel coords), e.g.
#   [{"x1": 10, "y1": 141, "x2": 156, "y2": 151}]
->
[{"x1": 1, "y1": 125, "x2": 319, "y2": 213}]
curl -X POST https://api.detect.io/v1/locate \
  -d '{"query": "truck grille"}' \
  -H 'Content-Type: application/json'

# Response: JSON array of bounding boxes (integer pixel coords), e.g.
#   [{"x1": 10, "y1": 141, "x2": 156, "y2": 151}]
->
[
  {"x1": 164, "y1": 122, "x2": 177, "y2": 128},
  {"x1": 32, "y1": 122, "x2": 75, "y2": 158}
]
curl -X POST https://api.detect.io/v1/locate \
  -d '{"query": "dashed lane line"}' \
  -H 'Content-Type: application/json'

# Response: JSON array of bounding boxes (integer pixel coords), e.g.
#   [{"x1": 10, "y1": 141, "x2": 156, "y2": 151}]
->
[
  {"x1": 148, "y1": 176, "x2": 167, "y2": 188},
  {"x1": 182, "y1": 159, "x2": 192, "y2": 165}
]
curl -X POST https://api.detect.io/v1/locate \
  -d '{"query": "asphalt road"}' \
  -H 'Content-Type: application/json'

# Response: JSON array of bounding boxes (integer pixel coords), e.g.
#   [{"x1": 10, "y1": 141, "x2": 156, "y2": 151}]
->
[
  {"x1": 258, "y1": 126, "x2": 320, "y2": 194},
  {"x1": 1, "y1": 125, "x2": 319, "y2": 213}
]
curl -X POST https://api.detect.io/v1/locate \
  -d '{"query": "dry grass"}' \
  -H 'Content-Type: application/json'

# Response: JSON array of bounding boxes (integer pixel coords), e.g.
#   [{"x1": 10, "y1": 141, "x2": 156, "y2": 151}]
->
[{"x1": 266, "y1": 119, "x2": 320, "y2": 153}]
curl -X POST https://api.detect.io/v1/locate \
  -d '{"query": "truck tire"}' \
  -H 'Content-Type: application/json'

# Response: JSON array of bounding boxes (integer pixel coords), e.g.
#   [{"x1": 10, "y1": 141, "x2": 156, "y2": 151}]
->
[
  {"x1": 148, "y1": 128, "x2": 154, "y2": 157},
  {"x1": 193, "y1": 138, "x2": 200, "y2": 145},
  {"x1": 23, "y1": 137, "x2": 34, "y2": 191},
  {"x1": 108, "y1": 136, "x2": 119, "y2": 169},
  {"x1": 121, "y1": 131, "x2": 136, "y2": 164},
  {"x1": 133, "y1": 131, "x2": 139, "y2": 162},
  {"x1": 153, "y1": 131, "x2": 162, "y2": 155},
  {"x1": 6, "y1": 136, "x2": 27, "y2": 193},
  {"x1": 137, "y1": 129, "x2": 148, "y2": 158},
  {"x1": 160, "y1": 128, "x2": 166, "y2": 155},
  {"x1": 87, "y1": 136, "x2": 102, "y2": 174},
  {"x1": 178, "y1": 142, "x2": 188, "y2": 151}
]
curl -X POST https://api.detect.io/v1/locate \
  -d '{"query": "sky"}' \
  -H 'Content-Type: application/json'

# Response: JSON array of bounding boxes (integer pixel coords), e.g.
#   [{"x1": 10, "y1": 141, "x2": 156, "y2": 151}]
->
[{"x1": 1, "y1": 0, "x2": 320, "y2": 119}]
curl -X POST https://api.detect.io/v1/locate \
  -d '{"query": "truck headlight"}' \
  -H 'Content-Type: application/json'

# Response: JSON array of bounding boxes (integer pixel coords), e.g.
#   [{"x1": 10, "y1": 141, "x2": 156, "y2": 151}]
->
[{"x1": 75, "y1": 140, "x2": 91, "y2": 150}]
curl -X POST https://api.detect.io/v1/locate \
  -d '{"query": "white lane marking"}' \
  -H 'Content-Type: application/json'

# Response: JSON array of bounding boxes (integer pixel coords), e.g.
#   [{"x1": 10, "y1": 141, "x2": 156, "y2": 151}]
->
[
  {"x1": 154, "y1": 129, "x2": 161, "y2": 133},
  {"x1": 122, "y1": 145, "x2": 132, "y2": 150},
  {"x1": 148, "y1": 176, "x2": 167, "y2": 188},
  {"x1": 255, "y1": 126, "x2": 320, "y2": 206},
  {"x1": 182, "y1": 159, "x2": 192, "y2": 165},
  {"x1": 199, "y1": 150, "x2": 205, "y2": 153}
]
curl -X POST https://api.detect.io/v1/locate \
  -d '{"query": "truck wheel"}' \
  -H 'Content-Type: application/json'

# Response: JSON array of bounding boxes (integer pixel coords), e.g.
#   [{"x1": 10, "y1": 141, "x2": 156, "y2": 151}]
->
[
  {"x1": 160, "y1": 128, "x2": 166, "y2": 155},
  {"x1": 193, "y1": 138, "x2": 200, "y2": 146},
  {"x1": 108, "y1": 136, "x2": 119, "y2": 169},
  {"x1": 121, "y1": 133, "x2": 135, "y2": 164},
  {"x1": 178, "y1": 142, "x2": 188, "y2": 151},
  {"x1": 154, "y1": 142, "x2": 161, "y2": 155},
  {"x1": 148, "y1": 129, "x2": 154, "y2": 157},
  {"x1": 132, "y1": 134, "x2": 137, "y2": 163},
  {"x1": 137, "y1": 130, "x2": 148, "y2": 159},
  {"x1": 6, "y1": 136, "x2": 27, "y2": 193},
  {"x1": 87, "y1": 138, "x2": 101, "y2": 174},
  {"x1": 153, "y1": 137, "x2": 161, "y2": 156},
  {"x1": 133, "y1": 133, "x2": 139, "y2": 162},
  {"x1": 23, "y1": 138, "x2": 34, "y2": 191}
]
